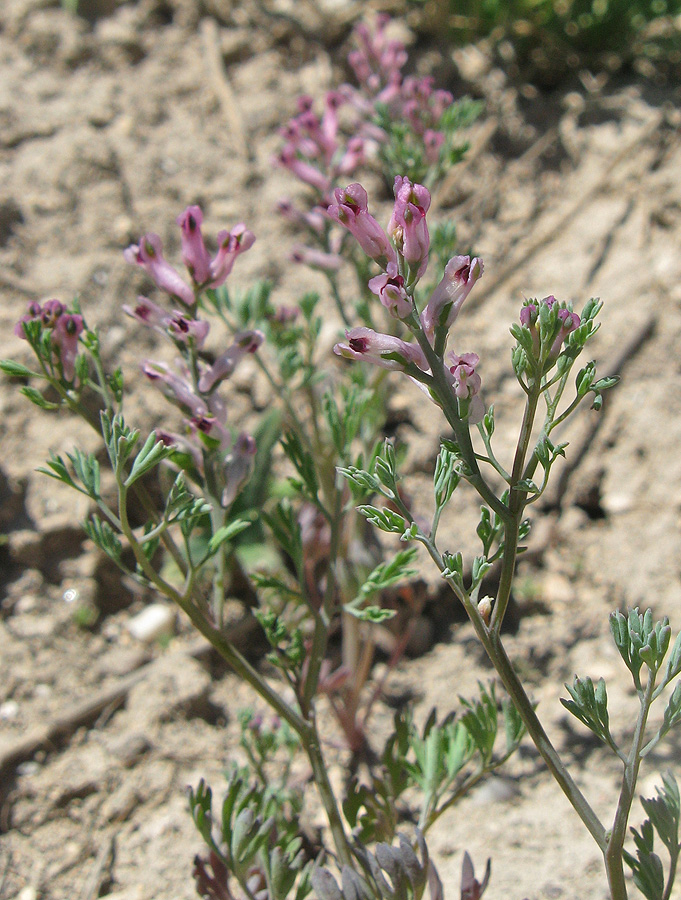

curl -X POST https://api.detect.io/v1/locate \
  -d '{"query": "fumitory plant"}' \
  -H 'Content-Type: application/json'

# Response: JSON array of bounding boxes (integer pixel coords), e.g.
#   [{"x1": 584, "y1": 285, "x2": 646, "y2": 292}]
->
[
  {"x1": 4, "y1": 16, "x2": 681, "y2": 900},
  {"x1": 331, "y1": 173, "x2": 681, "y2": 900},
  {"x1": 3, "y1": 191, "x2": 520, "y2": 900}
]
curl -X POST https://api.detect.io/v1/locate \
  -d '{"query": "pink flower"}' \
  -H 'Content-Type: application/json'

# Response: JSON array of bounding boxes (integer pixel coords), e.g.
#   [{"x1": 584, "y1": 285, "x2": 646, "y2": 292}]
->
[
  {"x1": 40, "y1": 300, "x2": 66, "y2": 328},
  {"x1": 368, "y1": 263, "x2": 411, "y2": 319},
  {"x1": 277, "y1": 146, "x2": 331, "y2": 194},
  {"x1": 276, "y1": 199, "x2": 326, "y2": 233},
  {"x1": 388, "y1": 177, "x2": 431, "y2": 281},
  {"x1": 421, "y1": 255, "x2": 484, "y2": 343},
  {"x1": 176, "y1": 206, "x2": 212, "y2": 285},
  {"x1": 168, "y1": 313, "x2": 210, "y2": 348},
  {"x1": 198, "y1": 330, "x2": 264, "y2": 393},
  {"x1": 337, "y1": 136, "x2": 366, "y2": 176},
  {"x1": 334, "y1": 327, "x2": 427, "y2": 371},
  {"x1": 327, "y1": 183, "x2": 396, "y2": 269},
  {"x1": 208, "y1": 225, "x2": 256, "y2": 287},
  {"x1": 222, "y1": 432, "x2": 257, "y2": 507},
  {"x1": 14, "y1": 301, "x2": 43, "y2": 338},
  {"x1": 125, "y1": 233, "x2": 195, "y2": 306},
  {"x1": 142, "y1": 360, "x2": 208, "y2": 418},
  {"x1": 424, "y1": 130, "x2": 445, "y2": 164},
  {"x1": 123, "y1": 295, "x2": 172, "y2": 330},
  {"x1": 52, "y1": 313, "x2": 84, "y2": 382},
  {"x1": 447, "y1": 351, "x2": 484, "y2": 424},
  {"x1": 290, "y1": 244, "x2": 342, "y2": 271}
]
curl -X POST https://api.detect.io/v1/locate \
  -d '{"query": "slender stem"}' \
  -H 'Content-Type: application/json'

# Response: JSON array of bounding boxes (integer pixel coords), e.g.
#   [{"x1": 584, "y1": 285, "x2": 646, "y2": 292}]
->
[
  {"x1": 209, "y1": 502, "x2": 228, "y2": 628},
  {"x1": 486, "y1": 629, "x2": 607, "y2": 851},
  {"x1": 605, "y1": 674, "x2": 657, "y2": 900},
  {"x1": 301, "y1": 483, "x2": 342, "y2": 714},
  {"x1": 410, "y1": 319, "x2": 509, "y2": 522},
  {"x1": 491, "y1": 379, "x2": 540, "y2": 632},
  {"x1": 395, "y1": 497, "x2": 608, "y2": 854},
  {"x1": 303, "y1": 710, "x2": 353, "y2": 867},
  {"x1": 663, "y1": 846, "x2": 679, "y2": 900},
  {"x1": 44, "y1": 371, "x2": 188, "y2": 577},
  {"x1": 117, "y1": 482, "x2": 306, "y2": 736},
  {"x1": 327, "y1": 272, "x2": 351, "y2": 329}
]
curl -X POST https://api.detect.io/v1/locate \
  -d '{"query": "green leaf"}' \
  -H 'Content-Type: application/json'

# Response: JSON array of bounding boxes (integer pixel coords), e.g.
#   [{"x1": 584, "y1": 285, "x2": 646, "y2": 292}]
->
[
  {"x1": 357, "y1": 505, "x2": 408, "y2": 535},
  {"x1": 502, "y1": 698, "x2": 525, "y2": 753},
  {"x1": 354, "y1": 547, "x2": 418, "y2": 604},
  {"x1": 664, "y1": 631, "x2": 681, "y2": 683},
  {"x1": 69, "y1": 448, "x2": 101, "y2": 498},
  {"x1": 281, "y1": 430, "x2": 319, "y2": 500},
  {"x1": 20, "y1": 385, "x2": 59, "y2": 410},
  {"x1": 37, "y1": 453, "x2": 79, "y2": 490},
  {"x1": 82, "y1": 515, "x2": 124, "y2": 565},
  {"x1": 561, "y1": 676, "x2": 613, "y2": 746},
  {"x1": 337, "y1": 465, "x2": 382, "y2": 495},
  {"x1": 125, "y1": 431, "x2": 173, "y2": 486},
  {"x1": 375, "y1": 440, "x2": 399, "y2": 493},
  {"x1": 433, "y1": 444, "x2": 460, "y2": 509},
  {"x1": 591, "y1": 375, "x2": 619, "y2": 392},
  {"x1": 263, "y1": 498, "x2": 303, "y2": 573},
  {"x1": 0, "y1": 359, "x2": 36, "y2": 378},
  {"x1": 208, "y1": 519, "x2": 252, "y2": 554},
  {"x1": 345, "y1": 604, "x2": 397, "y2": 623},
  {"x1": 641, "y1": 772, "x2": 680, "y2": 854}
]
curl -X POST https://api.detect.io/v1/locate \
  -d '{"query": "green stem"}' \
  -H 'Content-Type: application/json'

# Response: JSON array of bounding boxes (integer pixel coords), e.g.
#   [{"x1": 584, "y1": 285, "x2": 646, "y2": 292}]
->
[
  {"x1": 663, "y1": 846, "x2": 679, "y2": 900},
  {"x1": 605, "y1": 674, "x2": 657, "y2": 900},
  {"x1": 410, "y1": 320, "x2": 509, "y2": 522},
  {"x1": 491, "y1": 380, "x2": 540, "y2": 632},
  {"x1": 301, "y1": 480, "x2": 342, "y2": 714},
  {"x1": 117, "y1": 482, "x2": 306, "y2": 735},
  {"x1": 303, "y1": 710, "x2": 353, "y2": 867},
  {"x1": 399, "y1": 508, "x2": 608, "y2": 854},
  {"x1": 327, "y1": 272, "x2": 351, "y2": 329},
  {"x1": 44, "y1": 372, "x2": 188, "y2": 577}
]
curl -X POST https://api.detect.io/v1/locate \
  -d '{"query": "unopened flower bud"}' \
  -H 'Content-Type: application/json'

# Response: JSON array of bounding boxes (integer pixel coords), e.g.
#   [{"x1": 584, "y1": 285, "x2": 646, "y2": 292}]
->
[
  {"x1": 14, "y1": 301, "x2": 43, "y2": 338},
  {"x1": 478, "y1": 596, "x2": 493, "y2": 626}
]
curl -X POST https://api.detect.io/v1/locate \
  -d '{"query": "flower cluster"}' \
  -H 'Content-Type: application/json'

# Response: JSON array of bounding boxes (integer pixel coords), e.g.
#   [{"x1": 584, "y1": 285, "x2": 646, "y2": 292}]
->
[
  {"x1": 125, "y1": 206, "x2": 255, "y2": 305},
  {"x1": 275, "y1": 16, "x2": 468, "y2": 280},
  {"x1": 124, "y1": 206, "x2": 259, "y2": 506},
  {"x1": 519, "y1": 295, "x2": 581, "y2": 369},
  {"x1": 14, "y1": 299, "x2": 84, "y2": 382},
  {"x1": 331, "y1": 177, "x2": 485, "y2": 422}
]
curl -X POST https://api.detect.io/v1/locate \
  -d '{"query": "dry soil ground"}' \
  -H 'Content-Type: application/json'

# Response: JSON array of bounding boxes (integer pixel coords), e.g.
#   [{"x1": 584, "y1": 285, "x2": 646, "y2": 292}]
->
[{"x1": 2, "y1": 2, "x2": 681, "y2": 899}]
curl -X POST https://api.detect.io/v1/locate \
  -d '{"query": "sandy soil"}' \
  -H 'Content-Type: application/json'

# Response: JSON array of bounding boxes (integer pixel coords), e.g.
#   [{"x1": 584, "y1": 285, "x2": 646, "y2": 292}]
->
[{"x1": 2, "y1": 2, "x2": 681, "y2": 899}]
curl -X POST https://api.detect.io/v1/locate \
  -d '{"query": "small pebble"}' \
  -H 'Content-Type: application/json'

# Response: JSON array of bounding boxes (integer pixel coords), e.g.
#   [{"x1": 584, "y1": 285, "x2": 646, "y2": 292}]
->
[
  {"x1": 126, "y1": 604, "x2": 175, "y2": 643},
  {"x1": 0, "y1": 699, "x2": 19, "y2": 720},
  {"x1": 18, "y1": 888, "x2": 38, "y2": 900},
  {"x1": 471, "y1": 776, "x2": 520, "y2": 805}
]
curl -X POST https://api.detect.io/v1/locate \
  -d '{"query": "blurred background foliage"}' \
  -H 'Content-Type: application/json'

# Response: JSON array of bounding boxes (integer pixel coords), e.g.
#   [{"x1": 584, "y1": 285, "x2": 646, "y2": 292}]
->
[{"x1": 409, "y1": 0, "x2": 681, "y2": 83}]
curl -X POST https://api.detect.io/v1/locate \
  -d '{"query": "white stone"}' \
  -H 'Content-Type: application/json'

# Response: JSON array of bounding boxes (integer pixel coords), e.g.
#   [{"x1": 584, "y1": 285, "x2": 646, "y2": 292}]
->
[
  {"x1": 0, "y1": 700, "x2": 19, "y2": 720},
  {"x1": 125, "y1": 604, "x2": 175, "y2": 643}
]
